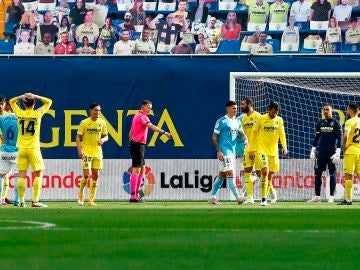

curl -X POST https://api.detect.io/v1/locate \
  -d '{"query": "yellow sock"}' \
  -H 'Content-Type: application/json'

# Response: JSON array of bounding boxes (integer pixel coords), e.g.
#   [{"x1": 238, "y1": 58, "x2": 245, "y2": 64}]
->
[
  {"x1": 267, "y1": 179, "x2": 276, "y2": 197},
  {"x1": 345, "y1": 179, "x2": 353, "y2": 202},
  {"x1": 18, "y1": 177, "x2": 26, "y2": 203},
  {"x1": 79, "y1": 177, "x2": 88, "y2": 196},
  {"x1": 261, "y1": 176, "x2": 268, "y2": 200},
  {"x1": 244, "y1": 173, "x2": 253, "y2": 198},
  {"x1": 89, "y1": 180, "x2": 98, "y2": 202},
  {"x1": 2, "y1": 176, "x2": 9, "y2": 200},
  {"x1": 32, "y1": 177, "x2": 42, "y2": 202}
]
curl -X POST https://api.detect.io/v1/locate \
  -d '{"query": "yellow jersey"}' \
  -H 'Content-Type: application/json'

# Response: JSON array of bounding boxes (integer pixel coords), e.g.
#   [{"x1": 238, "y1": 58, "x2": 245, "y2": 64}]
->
[
  {"x1": 344, "y1": 116, "x2": 360, "y2": 155},
  {"x1": 251, "y1": 113, "x2": 287, "y2": 156},
  {"x1": 9, "y1": 97, "x2": 52, "y2": 148},
  {"x1": 241, "y1": 110, "x2": 262, "y2": 152},
  {"x1": 77, "y1": 117, "x2": 108, "y2": 158}
]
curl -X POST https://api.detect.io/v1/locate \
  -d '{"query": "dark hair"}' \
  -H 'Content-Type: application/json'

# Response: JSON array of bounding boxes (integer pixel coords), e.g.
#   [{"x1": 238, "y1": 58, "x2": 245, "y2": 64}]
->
[
  {"x1": 268, "y1": 101, "x2": 279, "y2": 110},
  {"x1": 90, "y1": 103, "x2": 100, "y2": 110},
  {"x1": 0, "y1": 93, "x2": 6, "y2": 103},
  {"x1": 242, "y1": 97, "x2": 253, "y2": 106},
  {"x1": 259, "y1": 31, "x2": 267, "y2": 36},
  {"x1": 348, "y1": 103, "x2": 358, "y2": 113},
  {"x1": 61, "y1": 16, "x2": 71, "y2": 31},
  {"x1": 141, "y1": 100, "x2": 152, "y2": 106},
  {"x1": 24, "y1": 97, "x2": 35, "y2": 107},
  {"x1": 226, "y1": 100, "x2": 236, "y2": 107},
  {"x1": 323, "y1": 102, "x2": 332, "y2": 108}
]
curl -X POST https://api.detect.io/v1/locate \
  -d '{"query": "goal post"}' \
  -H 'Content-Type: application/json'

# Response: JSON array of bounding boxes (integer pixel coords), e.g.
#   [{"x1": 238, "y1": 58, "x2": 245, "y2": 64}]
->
[{"x1": 230, "y1": 72, "x2": 360, "y2": 201}]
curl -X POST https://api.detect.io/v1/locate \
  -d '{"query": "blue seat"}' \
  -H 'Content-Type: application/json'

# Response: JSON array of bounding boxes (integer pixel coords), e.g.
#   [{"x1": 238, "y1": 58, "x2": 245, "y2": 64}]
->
[
  {"x1": 300, "y1": 48, "x2": 317, "y2": 53},
  {"x1": 266, "y1": 39, "x2": 280, "y2": 53},
  {"x1": 216, "y1": 39, "x2": 240, "y2": 54},
  {"x1": 342, "y1": 43, "x2": 360, "y2": 53},
  {"x1": 130, "y1": 31, "x2": 141, "y2": 41},
  {"x1": 294, "y1": 21, "x2": 309, "y2": 31},
  {"x1": 0, "y1": 39, "x2": 14, "y2": 54},
  {"x1": 3, "y1": 22, "x2": 14, "y2": 36},
  {"x1": 330, "y1": 41, "x2": 342, "y2": 53}
]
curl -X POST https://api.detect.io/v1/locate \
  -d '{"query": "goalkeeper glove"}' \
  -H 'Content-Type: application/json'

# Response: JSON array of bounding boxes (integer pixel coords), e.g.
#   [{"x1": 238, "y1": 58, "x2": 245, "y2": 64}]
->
[
  {"x1": 310, "y1": 147, "x2": 316, "y2": 161},
  {"x1": 331, "y1": 148, "x2": 341, "y2": 165}
]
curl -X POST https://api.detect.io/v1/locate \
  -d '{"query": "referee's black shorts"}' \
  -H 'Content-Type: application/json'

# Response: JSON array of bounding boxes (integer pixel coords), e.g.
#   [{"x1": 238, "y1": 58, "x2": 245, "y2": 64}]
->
[{"x1": 130, "y1": 141, "x2": 146, "y2": 167}]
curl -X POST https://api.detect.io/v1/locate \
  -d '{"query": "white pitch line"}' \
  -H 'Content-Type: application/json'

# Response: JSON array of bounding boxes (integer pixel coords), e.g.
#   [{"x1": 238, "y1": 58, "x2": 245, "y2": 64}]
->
[
  {"x1": 46, "y1": 227, "x2": 360, "y2": 234},
  {"x1": 0, "y1": 220, "x2": 57, "y2": 230}
]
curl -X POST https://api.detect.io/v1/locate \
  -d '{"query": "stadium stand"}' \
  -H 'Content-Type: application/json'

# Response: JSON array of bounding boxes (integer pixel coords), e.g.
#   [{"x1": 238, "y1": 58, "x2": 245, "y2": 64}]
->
[{"x1": 0, "y1": 0, "x2": 359, "y2": 54}]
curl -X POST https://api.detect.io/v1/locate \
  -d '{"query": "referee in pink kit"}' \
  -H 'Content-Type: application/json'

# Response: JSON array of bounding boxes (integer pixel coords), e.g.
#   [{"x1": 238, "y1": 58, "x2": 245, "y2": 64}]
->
[{"x1": 129, "y1": 100, "x2": 172, "y2": 202}]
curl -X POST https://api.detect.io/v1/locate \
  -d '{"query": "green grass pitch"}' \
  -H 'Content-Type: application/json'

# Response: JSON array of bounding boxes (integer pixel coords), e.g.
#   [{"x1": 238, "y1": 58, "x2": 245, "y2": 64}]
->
[{"x1": 1, "y1": 202, "x2": 359, "y2": 270}]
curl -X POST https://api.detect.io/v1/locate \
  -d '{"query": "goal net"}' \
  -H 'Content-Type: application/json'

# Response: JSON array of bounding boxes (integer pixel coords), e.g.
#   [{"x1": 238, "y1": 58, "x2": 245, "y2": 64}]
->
[{"x1": 230, "y1": 72, "x2": 360, "y2": 201}]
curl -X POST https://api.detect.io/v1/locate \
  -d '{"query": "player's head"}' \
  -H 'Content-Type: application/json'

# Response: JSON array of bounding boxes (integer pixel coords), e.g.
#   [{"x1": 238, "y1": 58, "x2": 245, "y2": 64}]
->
[
  {"x1": 89, "y1": 103, "x2": 101, "y2": 119},
  {"x1": 347, "y1": 103, "x2": 358, "y2": 118},
  {"x1": 23, "y1": 96, "x2": 35, "y2": 108},
  {"x1": 267, "y1": 101, "x2": 279, "y2": 118},
  {"x1": 226, "y1": 100, "x2": 237, "y2": 117},
  {"x1": 0, "y1": 93, "x2": 6, "y2": 113},
  {"x1": 5, "y1": 99, "x2": 12, "y2": 112},
  {"x1": 141, "y1": 100, "x2": 152, "y2": 115},
  {"x1": 241, "y1": 97, "x2": 253, "y2": 113},
  {"x1": 322, "y1": 103, "x2": 332, "y2": 119}
]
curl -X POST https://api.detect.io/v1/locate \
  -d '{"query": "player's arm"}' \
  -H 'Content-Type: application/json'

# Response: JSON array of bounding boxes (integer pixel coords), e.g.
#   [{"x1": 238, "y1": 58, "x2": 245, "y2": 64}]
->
[
  {"x1": 76, "y1": 134, "x2": 84, "y2": 159},
  {"x1": 212, "y1": 132, "x2": 224, "y2": 161},
  {"x1": 310, "y1": 122, "x2": 321, "y2": 159},
  {"x1": 146, "y1": 122, "x2": 172, "y2": 138},
  {"x1": 330, "y1": 121, "x2": 343, "y2": 164},
  {"x1": 9, "y1": 95, "x2": 24, "y2": 113},
  {"x1": 336, "y1": 121, "x2": 343, "y2": 150},
  {"x1": 279, "y1": 119, "x2": 288, "y2": 156},
  {"x1": 98, "y1": 134, "x2": 108, "y2": 146},
  {"x1": 239, "y1": 128, "x2": 249, "y2": 148},
  {"x1": 249, "y1": 120, "x2": 260, "y2": 160},
  {"x1": 32, "y1": 94, "x2": 52, "y2": 112},
  {"x1": 98, "y1": 124, "x2": 109, "y2": 146},
  {"x1": 343, "y1": 121, "x2": 351, "y2": 151}
]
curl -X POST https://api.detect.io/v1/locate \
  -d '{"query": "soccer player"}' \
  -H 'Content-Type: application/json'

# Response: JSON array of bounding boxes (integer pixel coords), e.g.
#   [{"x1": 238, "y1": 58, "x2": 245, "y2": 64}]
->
[
  {"x1": 308, "y1": 103, "x2": 342, "y2": 203},
  {"x1": 236, "y1": 113, "x2": 246, "y2": 198},
  {"x1": 76, "y1": 103, "x2": 108, "y2": 206},
  {"x1": 250, "y1": 102, "x2": 287, "y2": 206},
  {"x1": 1, "y1": 99, "x2": 16, "y2": 205},
  {"x1": 129, "y1": 100, "x2": 172, "y2": 203},
  {"x1": 338, "y1": 103, "x2": 360, "y2": 205},
  {"x1": 241, "y1": 98, "x2": 262, "y2": 204},
  {"x1": 9, "y1": 93, "x2": 52, "y2": 207},
  {"x1": 209, "y1": 101, "x2": 248, "y2": 205},
  {"x1": 0, "y1": 96, "x2": 20, "y2": 207}
]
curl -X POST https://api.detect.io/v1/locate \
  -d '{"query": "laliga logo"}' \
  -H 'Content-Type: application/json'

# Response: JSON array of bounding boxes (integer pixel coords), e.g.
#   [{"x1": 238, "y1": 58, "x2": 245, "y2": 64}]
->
[{"x1": 123, "y1": 166, "x2": 156, "y2": 197}]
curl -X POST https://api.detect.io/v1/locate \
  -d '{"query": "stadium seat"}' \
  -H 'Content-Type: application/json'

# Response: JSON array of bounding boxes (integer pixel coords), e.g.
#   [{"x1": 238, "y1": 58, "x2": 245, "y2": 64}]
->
[
  {"x1": 294, "y1": 21, "x2": 309, "y2": 31},
  {"x1": 216, "y1": 39, "x2": 241, "y2": 54},
  {"x1": 330, "y1": 42, "x2": 342, "y2": 53},
  {"x1": 266, "y1": 39, "x2": 280, "y2": 53},
  {"x1": 3, "y1": 22, "x2": 14, "y2": 37},
  {"x1": 342, "y1": 43, "x2": 360, "y2": 53},
  {"x1": 0, "y1": 39, "x2": 14, "y2": 54}
]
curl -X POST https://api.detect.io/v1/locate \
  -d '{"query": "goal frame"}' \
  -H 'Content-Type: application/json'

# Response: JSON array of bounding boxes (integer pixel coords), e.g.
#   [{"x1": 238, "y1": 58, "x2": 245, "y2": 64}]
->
[{"x1": 229, "y1": 72, "x2": 360, "y2": 100}]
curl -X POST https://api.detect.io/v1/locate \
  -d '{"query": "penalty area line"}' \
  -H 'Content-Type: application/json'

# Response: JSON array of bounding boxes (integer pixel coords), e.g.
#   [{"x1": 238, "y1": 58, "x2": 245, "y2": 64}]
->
[{"x1": 0, "y1": 220, "x2": 57, "y2": 230}]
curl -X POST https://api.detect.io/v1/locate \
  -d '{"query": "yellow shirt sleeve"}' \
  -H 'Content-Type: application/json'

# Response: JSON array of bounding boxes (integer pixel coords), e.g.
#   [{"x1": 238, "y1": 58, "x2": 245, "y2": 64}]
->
[
  {"x1": 9, "y1": 97, "x2": 21, "y2": 115},
  {"x1": 279, "y1": 118, "x2": 287, "y2": 150},
  {"x1": 36, "y1": 97, "x2": 52, "y2": 116}
]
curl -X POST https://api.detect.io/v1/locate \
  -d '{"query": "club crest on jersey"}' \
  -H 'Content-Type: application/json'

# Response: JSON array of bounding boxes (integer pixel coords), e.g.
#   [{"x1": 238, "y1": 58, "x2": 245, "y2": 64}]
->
[{"x1": 330, "y1": 122, "x2": 334, "y2": 126}]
